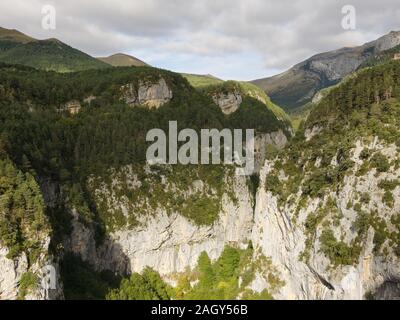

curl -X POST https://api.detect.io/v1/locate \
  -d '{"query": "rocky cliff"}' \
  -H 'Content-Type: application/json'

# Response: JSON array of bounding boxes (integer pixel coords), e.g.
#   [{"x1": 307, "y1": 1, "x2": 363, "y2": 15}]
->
[
  {"x1": 66, "y1": 168, "x2": 254, "y2": 276},
  {"x1": 120, "y1": 77, "x2": 173, "y2": 109},
  {"x1": 0, "y1": 240, "x2": 62, "y2": 300},
  {"x1": 252, "y1": 140, "x2": 400, "y2": 299},
  {"x1": 212, "y1": 90, "x2": 243, "y2": 114},
  {"x1": 2, "y1": 57, "x2": 399, "y2": 300},
  {"x1": 60, "y1": 134, "x2": 400, "y2": 300}
]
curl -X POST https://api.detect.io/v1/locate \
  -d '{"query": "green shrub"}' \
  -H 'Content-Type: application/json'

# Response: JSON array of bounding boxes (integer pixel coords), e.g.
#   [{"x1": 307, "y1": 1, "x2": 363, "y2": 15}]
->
[
  {"x1": 265, "y1": 174, "x2": 282, "y2": 195},
  {"x1": 319, "y1": 229, "x2": 360, "y2": 266},
  {"x1": 378, "y1": 179, "x2": 400, "y2": 191},
  {"x1": 360, "y1": 192, "x2": 371, "y2": 204},
  {"x1": 371, "y1": 153, "x2": 390, "y2": 173},
  {"x1": 17, "y1": 272, "x2": 38, "y2": 300},
  {"x1": 382, "y1": 191, "x2": 394, "y2": 208},
  {"x1": 359, "y1": 148, "x2": 371, "y2": 160},
  {"x1": 107, "y1": 267, "x2": 173, "y2": 300}
]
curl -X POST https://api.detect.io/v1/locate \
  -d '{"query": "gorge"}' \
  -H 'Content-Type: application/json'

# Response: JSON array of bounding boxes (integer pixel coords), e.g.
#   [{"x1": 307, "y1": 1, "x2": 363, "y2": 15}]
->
[{"x1": 0, "y1": 27, "x2": 400, "y2": 301}]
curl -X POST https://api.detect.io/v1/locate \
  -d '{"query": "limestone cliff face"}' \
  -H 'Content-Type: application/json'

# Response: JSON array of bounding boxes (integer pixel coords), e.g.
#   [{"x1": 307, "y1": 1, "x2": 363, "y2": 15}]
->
[
  {"x1": 63, "y1": 127, "x2": 289, "y2": 278},
  {"x1": 0, "y1": 247, "x2": 29, "y2": 299},
  {"x1": 252, "y1": 139, "x2": 400, "y2": 300},
  {"x1": 0, "y1": 174, "x2": 63, "y2": 300},
  {"x1": 19, "y1": 134, "x2": 398, "y2": 300},
  {"x1": 0, "y1": 240, "x2": 63, "y2": 300},
  {"x1": 253, "y1": 130, "x2": 288, "y2": 172},
  {"x1": 212, "y1": 91, "x2": 243, "y2": 115},
  {"x1": 120, "y1": 77, "x2": 173, "y2": 109},
  {"x1": 66, "y1": 171, "x2": 254, "y2": 276},
  {"x1": 12, "y1": 130, "x2": 396, "y2": 300}
]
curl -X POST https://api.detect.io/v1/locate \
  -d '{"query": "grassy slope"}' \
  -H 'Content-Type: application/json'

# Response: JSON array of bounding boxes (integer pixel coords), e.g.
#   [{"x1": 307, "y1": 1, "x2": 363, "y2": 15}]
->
[
  {"x1": 181, "y1": 73, "x2": 223, "y2": 88},
  {"x1": 251, "y1": 68, "x2": 321, "y2": 112},
  {"x1": 0, "y1": 27, "x2": 35, "y2": 43},
  {"x1": 200, "y1": 80, "x2": 292, "y2": 131},
  {"x1": 0, "y1": 27, "x2": 109, "y2": 72}
]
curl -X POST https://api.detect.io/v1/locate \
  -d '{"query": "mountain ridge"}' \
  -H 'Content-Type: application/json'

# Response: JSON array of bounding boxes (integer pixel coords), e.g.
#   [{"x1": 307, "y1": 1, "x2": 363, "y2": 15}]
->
[
  {"x1": 0, "y1": 27, "x2": 109, "y2": 72},
  {"x1": 97, "y1": 53, "x2": 148, "y2": 67},
  {"x1": 252, "y1": 30, "x2": 400, "y2": 112},
  {"x1": 0, "y1": 27, "x2": 36, "y2": 43}
]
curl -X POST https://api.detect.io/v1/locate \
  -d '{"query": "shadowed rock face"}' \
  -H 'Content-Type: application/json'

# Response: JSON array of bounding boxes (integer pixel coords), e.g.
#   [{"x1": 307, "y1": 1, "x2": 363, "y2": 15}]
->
[
  {"x1": 120, "y1": 78, "x2": 173, "y2": 109},
  {"x1": 371, "y1": 280, "x2": 400, "y2": 300},
  {"x1": 252, "y1": 31, "x2": 400, "y2": 111}
]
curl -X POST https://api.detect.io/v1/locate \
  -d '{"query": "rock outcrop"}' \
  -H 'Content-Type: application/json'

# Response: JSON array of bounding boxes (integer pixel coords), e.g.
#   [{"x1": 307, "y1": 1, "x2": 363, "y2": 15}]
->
[
  {"x1": 0, "y1": 241, "x2": 63, "y2": 300},
  {"x1": 212, "y1": 91, "x2": 243, "y2": 115},
  {"x1": 59, "y1": 100, "x2": 81, "y2": 115},
  {"x1": 120, "y1": 78, "x2": 173, "y2": 109},
  {"x1": 0, "y1": 247, "x2": 29, "y2": 299},
  {"x1": 253, "y1": 130, "x2": 288, "y2": 172}
]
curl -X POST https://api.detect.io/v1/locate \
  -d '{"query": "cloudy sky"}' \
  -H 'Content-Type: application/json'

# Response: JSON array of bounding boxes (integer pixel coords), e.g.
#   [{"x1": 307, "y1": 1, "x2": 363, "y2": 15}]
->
[{"x1": 1, "y1": 0, "x2": 399, "y2": 80}]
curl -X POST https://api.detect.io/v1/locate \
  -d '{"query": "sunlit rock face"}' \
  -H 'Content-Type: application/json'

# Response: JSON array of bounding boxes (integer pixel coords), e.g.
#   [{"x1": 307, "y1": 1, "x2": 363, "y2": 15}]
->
[
  {"x1": 212, "y1": 91, "x2": 243, "y2": 115},
  {"x1": 251, "y1": 140, "x2": 400, "y2": 300},
  {"x1": 120, "y1": 78, "x2": 173, "y2": 109},
  {"x1": 66, "y1": 170, "x2": 253, "y2": 276}
]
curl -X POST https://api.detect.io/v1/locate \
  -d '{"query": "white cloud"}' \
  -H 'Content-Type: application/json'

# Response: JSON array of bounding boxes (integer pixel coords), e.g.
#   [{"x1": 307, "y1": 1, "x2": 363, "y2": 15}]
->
[{"x1": 0, "y1": 0, "x2": 399, "y2": 79}]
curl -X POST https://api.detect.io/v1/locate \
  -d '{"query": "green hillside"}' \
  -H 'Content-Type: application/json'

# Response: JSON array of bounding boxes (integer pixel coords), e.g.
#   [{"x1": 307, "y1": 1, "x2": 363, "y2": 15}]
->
[
  {"x1": 0, "y1": 27, "x2": 109, "y2": 72},
  {"x1": 0, "y1": 39, "x2": 109, "y2": 72},
  {"x1": 358, "y1": 45, "x2": 400, "y2": 69},
  {"x1": 264, "y1": 61, "x2": 400, "y2": 265},
  {"x1": 201, "y1": 80, "x2": 292, "y2": 130},
  {"x1": 0, "y1": 27, "x2": 35, "y2": 43},
  {"x1": 97, "y1": 53, "x2": 148, "y2": 67},
  {"x1": 0, "y1": 63, "x2": 291, "y2": 251},
  {"x1": 181, "y1": 73, "x2": 223, "y2": 88}
]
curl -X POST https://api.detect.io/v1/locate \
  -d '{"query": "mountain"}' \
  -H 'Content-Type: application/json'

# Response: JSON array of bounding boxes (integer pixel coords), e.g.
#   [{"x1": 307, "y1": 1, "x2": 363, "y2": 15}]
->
[
  {"x1": 0, "y1": 62, "x2": 293, "y2": 299},
  {"x1": 252, "y1": 31, "x2": 400, "y2": 112},
  {"x1": 1, "y1": 25, "x2": 400, "y2": 301},
  {"x1": 97, "y1": 53, "x2": 148, "y2": 67},
  {"x1": 0, "y1": 27, "x2": 109, "y2": 72},
  {"x1": 0, "y1": 27, "x2": 35, "y2": 44}
]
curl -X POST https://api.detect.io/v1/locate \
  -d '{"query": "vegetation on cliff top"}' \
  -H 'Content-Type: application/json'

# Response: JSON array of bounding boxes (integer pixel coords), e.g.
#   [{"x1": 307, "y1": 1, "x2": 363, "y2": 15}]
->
[
  {"x1": 0, "y1": 156, "x2": 50, "y2": 262},
  {"x1": 265, "y1": 61, "x2": 400, "y2": 266},
  {"x1": 0, "y1": 62, "x2": 290, "y2": 253}
]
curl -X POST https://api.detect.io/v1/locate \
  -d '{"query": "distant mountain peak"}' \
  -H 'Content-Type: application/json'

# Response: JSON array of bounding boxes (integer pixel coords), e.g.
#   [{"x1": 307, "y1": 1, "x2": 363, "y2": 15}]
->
[
  {"x1": 97, "y1": 53, "x2": 148, "y2": 67},
  {"x1": 252, "y1": 30, "x2": 400, "y2": 112},
  {"x1": 0, "y1": 26, "x2": 36, "y2": 43},
  {"x1": 0, "y1": 27, "x2": 109, "y2": 72}
]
